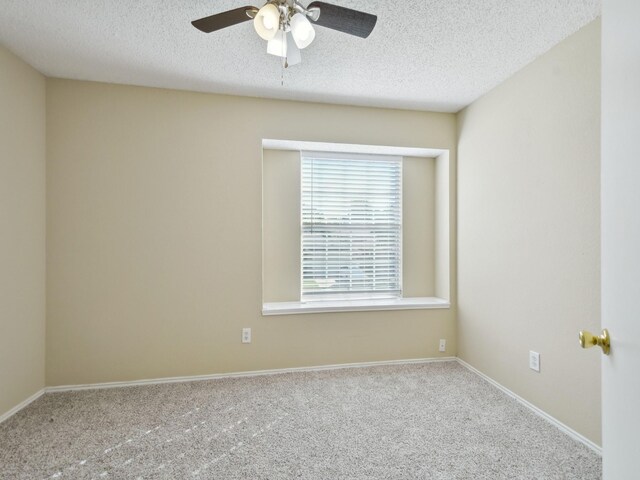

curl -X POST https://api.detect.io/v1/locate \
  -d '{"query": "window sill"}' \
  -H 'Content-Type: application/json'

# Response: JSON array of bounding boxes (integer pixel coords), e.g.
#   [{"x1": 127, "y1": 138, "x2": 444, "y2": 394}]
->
[{"x1": 262, "y1": 297, "x2": 450, "y2": 316}]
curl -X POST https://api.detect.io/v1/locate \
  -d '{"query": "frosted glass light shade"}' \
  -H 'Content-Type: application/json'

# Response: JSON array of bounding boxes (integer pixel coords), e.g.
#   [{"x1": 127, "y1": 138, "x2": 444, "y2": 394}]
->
[
  {"x1": 290, "y1": 13, "x2": 315, "y2": 49},
  {"x1": 267, "y1": 29, "x2": 287, "y2": 57},
  {"x1": 286, "y1": 32, "x2": 301, "y2": 66},
  {"x1": 254, "y1": 3, "x2": 280, "y2": 40}
]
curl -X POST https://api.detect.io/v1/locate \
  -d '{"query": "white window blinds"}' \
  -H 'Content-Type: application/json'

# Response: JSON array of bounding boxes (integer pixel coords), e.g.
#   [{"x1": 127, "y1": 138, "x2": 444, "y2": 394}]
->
[{"x1": 301, "y1": 152, "x2": 402, "y2": 300}]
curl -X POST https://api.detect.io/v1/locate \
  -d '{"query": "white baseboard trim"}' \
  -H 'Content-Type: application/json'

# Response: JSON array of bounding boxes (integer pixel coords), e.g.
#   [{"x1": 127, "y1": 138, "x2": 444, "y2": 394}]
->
[
  {"x1": 0, "y1": 389, "x2": 45, "y2": 425},
  {"x1": 456, "y1": 358, "x2": 602, "y2": 455},
  {"x1": 46, "y1": 356, "x2": 457, "y2": 393}
]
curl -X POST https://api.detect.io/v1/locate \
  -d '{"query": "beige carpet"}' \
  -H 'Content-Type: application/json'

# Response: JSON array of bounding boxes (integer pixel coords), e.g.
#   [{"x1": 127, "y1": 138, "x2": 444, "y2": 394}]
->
[{"x1": 0, "y1": 361, "x2": 601, "y2": 479}]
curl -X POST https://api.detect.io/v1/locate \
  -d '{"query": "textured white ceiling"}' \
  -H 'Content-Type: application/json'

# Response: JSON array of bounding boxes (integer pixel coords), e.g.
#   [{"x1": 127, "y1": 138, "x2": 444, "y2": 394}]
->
[{"x1": 0, "y1": 0, "x2": 600, "y2": 112}]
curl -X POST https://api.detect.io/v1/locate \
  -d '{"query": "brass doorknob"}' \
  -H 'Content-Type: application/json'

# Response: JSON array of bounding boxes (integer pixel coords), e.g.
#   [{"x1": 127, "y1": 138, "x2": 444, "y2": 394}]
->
[{"x1": 579, "y1": 329, "x2": 610, "y2": 355}]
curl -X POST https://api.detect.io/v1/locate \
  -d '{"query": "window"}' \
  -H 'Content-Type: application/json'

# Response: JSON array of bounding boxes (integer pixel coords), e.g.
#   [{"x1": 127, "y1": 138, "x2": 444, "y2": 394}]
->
[
  {"x1": 301, "y1": 152, "x2": 402, "y2": 301},
  {"x1": 261, "y1": 139, "x2": 450, "y2": 316}
]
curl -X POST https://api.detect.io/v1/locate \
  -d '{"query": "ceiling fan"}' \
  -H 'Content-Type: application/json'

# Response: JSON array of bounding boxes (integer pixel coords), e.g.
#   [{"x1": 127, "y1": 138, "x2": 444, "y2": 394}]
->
[{"x1": 191, "y1": 0, "x2": 377, "y2": 67}]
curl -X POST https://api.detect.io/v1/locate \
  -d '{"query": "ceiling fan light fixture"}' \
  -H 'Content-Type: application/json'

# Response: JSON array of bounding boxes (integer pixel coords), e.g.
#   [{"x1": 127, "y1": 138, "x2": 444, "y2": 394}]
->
[
  {"x1": 254, "y1": 3, "x2": 280, "y2": 40},
  {"x1": 192, "y1": 1, "x2": 377, "y2": 67},
  {"x1": 290, "y1": 12, "x2": 315, "y2": 49},
  {"x1": 267, "y1": 29, "x2": 288, "y2": 57}
]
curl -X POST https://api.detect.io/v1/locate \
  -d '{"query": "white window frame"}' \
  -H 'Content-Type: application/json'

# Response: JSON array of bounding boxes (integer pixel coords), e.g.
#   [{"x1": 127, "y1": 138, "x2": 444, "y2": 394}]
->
[{"x1": 300, "y1": 151, "x2": 403, "y2": 303}]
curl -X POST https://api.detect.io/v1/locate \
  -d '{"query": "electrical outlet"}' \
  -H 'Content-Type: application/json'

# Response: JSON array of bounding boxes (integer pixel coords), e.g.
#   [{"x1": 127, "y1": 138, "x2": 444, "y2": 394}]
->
[
  {"x1": 242, "y1": 328, "x2": 251, "y2": 344},
  {"x1": 529, "y1": 351, "x2": 540, "y2": 372},
  {"x1": 439, "y1": 339, "x2": 446, "y2": 352}
]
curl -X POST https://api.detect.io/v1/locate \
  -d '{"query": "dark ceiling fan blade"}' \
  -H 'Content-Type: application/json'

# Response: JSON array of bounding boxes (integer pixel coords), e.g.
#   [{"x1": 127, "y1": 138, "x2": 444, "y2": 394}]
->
[
  {"x1": 307, "y1": 2, "x2": 377, "y2": 38},
  {"x1": 192, "y1": 6, "x2": 257, "y2": 33}
]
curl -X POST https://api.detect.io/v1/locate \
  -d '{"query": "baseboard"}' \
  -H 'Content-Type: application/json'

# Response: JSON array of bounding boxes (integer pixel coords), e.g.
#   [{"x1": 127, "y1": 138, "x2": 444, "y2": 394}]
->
[
  {"x1": 46, "y1": 356, "x2": 457, "y2": 393},
  {"x1": 456, "y1": 358, "x2": 602, "y2": 455},
  {"x1": 0, "y1": 389, "x2": 45, "y2": 425}
]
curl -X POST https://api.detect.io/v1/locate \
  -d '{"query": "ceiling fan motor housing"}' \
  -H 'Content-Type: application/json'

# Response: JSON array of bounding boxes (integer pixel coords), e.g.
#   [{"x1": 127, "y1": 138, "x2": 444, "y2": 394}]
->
[{"x1": 256, "y1": 0, "x2": 319, "y2": 30}]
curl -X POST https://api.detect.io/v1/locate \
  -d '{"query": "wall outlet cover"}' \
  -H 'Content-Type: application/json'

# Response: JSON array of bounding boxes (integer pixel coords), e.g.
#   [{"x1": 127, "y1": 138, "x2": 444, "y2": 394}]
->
[
  {"x1": 529, "y1": 350, "x2": 540, "y2": 372},
  {"x1": 242, "y1": 327, "x2": 251, "y2": 344},
  {"x1": 439, "y1": 339, "x2": 446, "y2": 352}
]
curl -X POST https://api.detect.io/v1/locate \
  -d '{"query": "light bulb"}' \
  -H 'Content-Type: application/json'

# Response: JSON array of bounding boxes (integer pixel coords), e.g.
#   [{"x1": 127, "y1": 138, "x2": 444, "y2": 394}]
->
[
  {"x1": 254, "y1": 3, "x2": 280, "y2": 41},
  {"x1": 290, "y1": 13, "x2": 315, "y2": 49},
  {"x1": 262, "y1": 15, "x2": 274, "y2": 30}
]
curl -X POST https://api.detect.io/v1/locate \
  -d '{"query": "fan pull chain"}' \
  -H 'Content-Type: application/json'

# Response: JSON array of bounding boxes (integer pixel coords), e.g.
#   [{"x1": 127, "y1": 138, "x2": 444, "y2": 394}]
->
[{"x1": 281, "y1": 58, "x2": 285, "y2": 86}]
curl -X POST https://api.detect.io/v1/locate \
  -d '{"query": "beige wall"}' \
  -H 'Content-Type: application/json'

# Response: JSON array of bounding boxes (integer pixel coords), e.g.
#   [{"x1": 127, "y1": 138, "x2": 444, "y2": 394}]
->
[
  {"x1": 403, "y1": 156, "x2": 437, "y2": 297},
  {"x1": 46, "y1": 80, "x2": 457, "y2": 386},
  {"x1": 263, "y1": 149, "x2": 301, "y2": 303},
  {"x1": 263, "y1": 151, "x2": 437, "y2": 302},
  {"x1": 457, "y1": 20, "x2": 601, "y2": 444},
  {"x1": 434, "y1": 153, "x2": 451, "y2": 300},
  {"x1": 0, "y1": 46, "x2": 46, "y2": 417}
]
